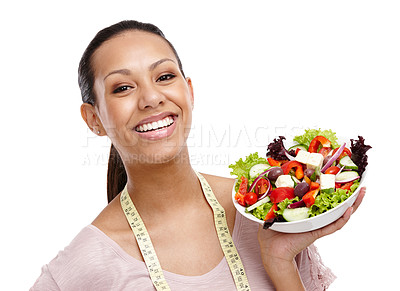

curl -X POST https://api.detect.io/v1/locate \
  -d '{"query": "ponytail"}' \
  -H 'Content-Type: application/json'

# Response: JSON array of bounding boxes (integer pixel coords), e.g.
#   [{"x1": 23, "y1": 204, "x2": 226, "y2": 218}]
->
[{"x1": 107, "y1": 144, "x2": 127, "y2": 203}]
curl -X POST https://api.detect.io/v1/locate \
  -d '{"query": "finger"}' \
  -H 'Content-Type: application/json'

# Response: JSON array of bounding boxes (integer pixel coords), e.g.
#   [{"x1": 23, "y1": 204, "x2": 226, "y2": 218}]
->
[
  {"x1": 312, "y1": 207, "x2": 353, "y2": 240},
  {"x1": 352, "y1": 187, "x2": 366, "y2": 213}
]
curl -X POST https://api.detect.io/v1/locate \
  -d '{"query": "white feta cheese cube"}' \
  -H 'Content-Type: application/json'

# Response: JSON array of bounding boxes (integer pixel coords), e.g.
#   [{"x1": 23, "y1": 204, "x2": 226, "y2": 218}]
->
[
  {"x1": 320, "y1": 174, "x2": 336, "y2": 190},
  {"x1": 306, "y1": 153, "x2": 324, "y2": 170},
  {"x1": 295, "y1": 150, "x2": 310, "y2": 165},
  {"x1": 275, "y1": 175, "x2": 295, "y2": 188}
]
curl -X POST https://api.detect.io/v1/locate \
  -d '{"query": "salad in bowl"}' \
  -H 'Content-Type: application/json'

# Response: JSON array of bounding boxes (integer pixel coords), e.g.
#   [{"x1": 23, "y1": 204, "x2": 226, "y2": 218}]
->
[{"x1": 230, "y1": 128, "x2": 371, "y2": 233}]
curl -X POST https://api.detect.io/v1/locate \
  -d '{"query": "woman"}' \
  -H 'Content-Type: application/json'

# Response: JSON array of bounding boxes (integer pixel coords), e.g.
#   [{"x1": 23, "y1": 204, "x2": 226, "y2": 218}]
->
[{"x1": 31, "y1": 20, "x2": 365, "y2": 291}]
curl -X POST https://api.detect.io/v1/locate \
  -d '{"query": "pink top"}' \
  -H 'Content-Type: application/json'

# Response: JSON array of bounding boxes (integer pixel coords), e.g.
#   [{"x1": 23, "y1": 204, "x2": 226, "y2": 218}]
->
[{"x1": 31, "y1": 211, "x2": 336, "y2": 290}]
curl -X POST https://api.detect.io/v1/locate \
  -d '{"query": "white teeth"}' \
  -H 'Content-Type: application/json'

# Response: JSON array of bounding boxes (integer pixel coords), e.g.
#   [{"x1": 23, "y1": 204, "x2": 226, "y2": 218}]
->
[{"x1": 135, "y1": 115, "x2": 174, "y2": 132}]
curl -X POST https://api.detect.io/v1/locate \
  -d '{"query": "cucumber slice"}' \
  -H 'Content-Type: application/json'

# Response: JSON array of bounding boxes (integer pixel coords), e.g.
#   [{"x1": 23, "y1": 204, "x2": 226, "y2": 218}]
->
[
  {"x1": 246, "y1": 196, "x2": 271, "y2": 212},
  {"x1": 339, "y1": 155, "x2": 358, "y2": 170},
  {"x1": 249, "y1": 163, "x2": 271, "y2": 179},
  {"x1": 335, "y1": 171, "x2": 359, "y2": 182},
  {"x1": 289, "y1": 144, "x2": 308, "y2": 152},
  {"x1": 282, "y1": 207, "x2": 310, "y2": 222}
]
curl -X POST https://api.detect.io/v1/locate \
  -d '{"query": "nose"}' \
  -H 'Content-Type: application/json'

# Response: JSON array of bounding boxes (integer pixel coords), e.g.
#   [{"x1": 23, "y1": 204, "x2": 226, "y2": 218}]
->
[{"x1": 137, "y1": 82, "x2": 166, "y2": 110}]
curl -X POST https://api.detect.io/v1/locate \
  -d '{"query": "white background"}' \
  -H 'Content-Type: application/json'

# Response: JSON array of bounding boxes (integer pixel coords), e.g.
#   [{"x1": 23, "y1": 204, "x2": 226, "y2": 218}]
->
[{"x1": 1, "y1": 1, "x2": 399, "y2": 290}]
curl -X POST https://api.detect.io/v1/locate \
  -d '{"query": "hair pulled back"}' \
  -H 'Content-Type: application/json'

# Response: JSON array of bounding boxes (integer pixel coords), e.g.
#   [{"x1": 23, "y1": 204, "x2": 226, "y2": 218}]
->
[{"x1": 78, "y1": 20, "x2": 184, "y2": 203}]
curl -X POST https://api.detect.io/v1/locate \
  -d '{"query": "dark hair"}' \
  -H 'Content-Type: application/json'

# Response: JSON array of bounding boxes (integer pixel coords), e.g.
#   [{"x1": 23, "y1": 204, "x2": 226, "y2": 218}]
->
[{"x1": 78, "y1": 20, "x2": 185, "y2": 203}]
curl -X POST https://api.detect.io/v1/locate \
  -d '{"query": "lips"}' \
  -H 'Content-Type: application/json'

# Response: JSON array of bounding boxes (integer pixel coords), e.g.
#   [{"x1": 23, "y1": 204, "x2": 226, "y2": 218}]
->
[
  {"x1": 133, "y1": 112, "x2": 177, "y2": 140},
  {"x1": 135, "y1": 115, "x2": 174, "y2": 132}
]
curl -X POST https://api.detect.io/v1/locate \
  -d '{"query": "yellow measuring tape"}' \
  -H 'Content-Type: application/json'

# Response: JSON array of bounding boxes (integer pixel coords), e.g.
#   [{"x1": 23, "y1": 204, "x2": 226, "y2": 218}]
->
[{"x1": 120, "y1": 171, "x2": 250, "y2": 291}]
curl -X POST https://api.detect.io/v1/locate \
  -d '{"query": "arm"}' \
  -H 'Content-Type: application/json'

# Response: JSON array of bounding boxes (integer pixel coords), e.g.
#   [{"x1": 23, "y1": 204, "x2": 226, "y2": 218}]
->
[
  {"x1": 261, "y1": 256, "x2": 305, "y2": 291},
  {"x1": 30, "y1": 265, "x2": 61, "y2": 291},
  {"x1": 257, "y1": 187, "x2": 366, "y2": 290}
]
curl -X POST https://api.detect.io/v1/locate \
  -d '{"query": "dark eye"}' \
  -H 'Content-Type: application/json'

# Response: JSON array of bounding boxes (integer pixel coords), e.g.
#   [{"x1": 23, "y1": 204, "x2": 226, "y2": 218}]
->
[
  {"x1": 113, "y1": 85, "x2": 132, "y2": 94},
  {"x1": 157, "y1": 74, "x2": 176, "y2": 82}
]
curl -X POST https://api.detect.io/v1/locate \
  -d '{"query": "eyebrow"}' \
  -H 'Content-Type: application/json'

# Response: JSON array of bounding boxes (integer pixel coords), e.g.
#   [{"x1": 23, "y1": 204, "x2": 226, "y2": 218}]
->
[
  {"x1": 103, "y1": 58, "x2": 176, "y2": 81},
  {"x1": 149, "y1": 58, "x2": 176, "y2": 71},
  {"x1": 103, "y1": 68, "x2": 131, "y2": 81}
]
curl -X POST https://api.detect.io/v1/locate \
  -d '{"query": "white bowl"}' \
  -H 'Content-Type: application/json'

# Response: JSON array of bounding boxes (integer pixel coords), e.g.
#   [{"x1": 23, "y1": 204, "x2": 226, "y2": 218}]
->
[{"x1": 232, "y1": 159, "x2": 367, "y2": 233}]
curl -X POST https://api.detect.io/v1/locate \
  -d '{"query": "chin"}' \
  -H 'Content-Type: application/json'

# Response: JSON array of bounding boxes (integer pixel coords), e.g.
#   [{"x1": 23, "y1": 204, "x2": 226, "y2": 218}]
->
[
  {"x1": 118, "y1": 119, "x2": 192, "y2": 165},
  {"x1": 125, "y1": 142, "x2": 189, "y2": 166}
]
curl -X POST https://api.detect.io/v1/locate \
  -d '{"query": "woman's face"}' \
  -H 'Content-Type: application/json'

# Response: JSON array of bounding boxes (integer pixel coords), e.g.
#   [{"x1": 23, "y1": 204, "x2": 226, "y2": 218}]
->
[{"x1": 90, "y1": 30, "x2": 194, "y2": 164}]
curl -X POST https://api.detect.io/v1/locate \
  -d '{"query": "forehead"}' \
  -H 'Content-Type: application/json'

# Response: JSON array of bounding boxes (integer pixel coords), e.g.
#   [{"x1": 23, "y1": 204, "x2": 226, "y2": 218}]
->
[{"x1": 92, "y1": 30, "x2": 177, "y2": 76}]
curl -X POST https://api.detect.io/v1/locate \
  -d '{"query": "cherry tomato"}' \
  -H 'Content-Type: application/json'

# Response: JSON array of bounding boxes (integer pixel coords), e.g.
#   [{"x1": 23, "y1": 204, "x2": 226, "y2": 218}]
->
[
  {"x1": 325, "y1": 166, "x2": 340, "y2": 175},
  {"x1": 254, "y1": 178, "x2": 270, "y2": 196},
  {"x1": 244, "y1": 192, "x2": 258, "y2": 206}
]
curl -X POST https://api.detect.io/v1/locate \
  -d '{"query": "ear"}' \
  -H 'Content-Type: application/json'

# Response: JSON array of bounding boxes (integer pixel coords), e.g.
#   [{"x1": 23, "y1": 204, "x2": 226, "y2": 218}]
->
[
  {"x1": 80, "y1": 103, "x2": 105, "y2": 136},
  {"x1": 186, "y1": 77, "x2": 194, "y2": 109}
]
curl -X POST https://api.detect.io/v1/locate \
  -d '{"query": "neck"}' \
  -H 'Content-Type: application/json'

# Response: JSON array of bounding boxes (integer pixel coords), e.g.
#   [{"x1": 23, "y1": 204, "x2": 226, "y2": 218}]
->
[{"x1": 123, "y1": 147, "x2": 201, "y2": 214}]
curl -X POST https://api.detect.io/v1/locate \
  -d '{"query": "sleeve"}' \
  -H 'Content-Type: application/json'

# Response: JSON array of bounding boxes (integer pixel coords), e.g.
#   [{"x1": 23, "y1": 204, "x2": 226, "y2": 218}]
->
[
  {"x1": 296, "y1": 244, "x2": 336, "y2": 291},
  {"x1": 30, "y1": 264, "x2": 61, "y2": 291}
]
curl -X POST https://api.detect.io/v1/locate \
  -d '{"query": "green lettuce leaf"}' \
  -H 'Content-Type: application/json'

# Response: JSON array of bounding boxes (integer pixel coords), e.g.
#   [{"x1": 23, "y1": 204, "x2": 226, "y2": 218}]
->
[
  {"x1": 250, "y1": 201, "x2": 274, "y2": 220},
  {"x1": 229, "y1": 152, "x2": 268, "y2": 192},
  {"x1": 275, "y1": 197, "x2": 300, "y2": 217},
  {"x1": 293, "y1": 128, "x2": 339, "y2": 148},
  {"x1": 248, "y1": 197, "x2": 300, "y2": 220},
  {"x1": 309, "y1": 181, "x2": 360, "y2": 217}
]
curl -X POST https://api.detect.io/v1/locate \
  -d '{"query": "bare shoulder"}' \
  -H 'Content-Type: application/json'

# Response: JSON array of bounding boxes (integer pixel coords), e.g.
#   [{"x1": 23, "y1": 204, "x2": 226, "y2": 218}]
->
[
  {"x1": 92, "y1": 194, "x2": 127, "y2": 234},
  {"x1": 91, "y1": 194, "x2": 143, "y2": 261},
  {"x1": 201, "y1": 173, "x2": 236, "y2": 208},
  {"x1": 201, "y1": 173, "x2": 235, "y2": 188}
]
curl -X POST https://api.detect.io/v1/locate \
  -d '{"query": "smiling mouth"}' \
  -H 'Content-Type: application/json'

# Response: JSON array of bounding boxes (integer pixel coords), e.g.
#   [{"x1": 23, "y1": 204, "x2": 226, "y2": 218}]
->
[{"x1": 135, "y1": 115, "x2": 175, "y2": 132}]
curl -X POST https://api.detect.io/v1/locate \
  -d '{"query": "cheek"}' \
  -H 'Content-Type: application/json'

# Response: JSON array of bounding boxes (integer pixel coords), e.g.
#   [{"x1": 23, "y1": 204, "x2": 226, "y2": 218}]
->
[
  {"x1": 181, "y1": 90, "x2": 194, "y2": 127},
  {"x1": 94, "y1": 80, "x2": 132, "y2": 128},
  {"x1": 173, "y1": 85, "x2": 193, "y2": 139},
  {"x1": 99, "y1": 98, "x2": 135, "y2": 133},
  {"x1": 168, "y1": 83, "x2": 193, "y2": 114}
]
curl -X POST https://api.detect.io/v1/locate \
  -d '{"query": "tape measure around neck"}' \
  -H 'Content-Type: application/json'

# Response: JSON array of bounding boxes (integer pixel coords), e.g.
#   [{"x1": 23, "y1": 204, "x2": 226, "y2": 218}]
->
[
  {"x1": 195, "y1": 172, "x2": 250, "y2": 291},
  {"x1": 120, "y1": 171, "x2": 250, "y2": 291},
  {"x1": 120, "y1": 187, "x2": 171, "y2": 291}
]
